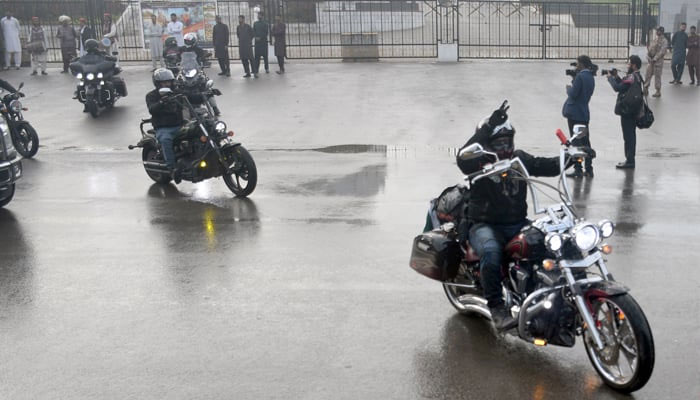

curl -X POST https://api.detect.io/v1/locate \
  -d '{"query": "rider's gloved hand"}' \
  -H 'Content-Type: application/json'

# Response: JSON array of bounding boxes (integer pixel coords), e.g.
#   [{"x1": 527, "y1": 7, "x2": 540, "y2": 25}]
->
[{"x1": 487, "y1": 100, "x2": 510, "y2": 128}]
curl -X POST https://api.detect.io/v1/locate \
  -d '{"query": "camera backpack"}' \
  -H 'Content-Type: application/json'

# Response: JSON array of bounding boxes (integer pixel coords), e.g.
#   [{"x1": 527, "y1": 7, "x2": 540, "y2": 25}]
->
[{"x1": 635, "y1": 76, "x2": 654, "y2": 129}]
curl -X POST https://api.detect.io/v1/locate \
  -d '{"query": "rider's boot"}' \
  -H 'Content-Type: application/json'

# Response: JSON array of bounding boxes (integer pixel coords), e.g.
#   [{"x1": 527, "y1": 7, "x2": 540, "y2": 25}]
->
[{"x1": 489, "y1": 303, "x2": 517, "y2": 331}]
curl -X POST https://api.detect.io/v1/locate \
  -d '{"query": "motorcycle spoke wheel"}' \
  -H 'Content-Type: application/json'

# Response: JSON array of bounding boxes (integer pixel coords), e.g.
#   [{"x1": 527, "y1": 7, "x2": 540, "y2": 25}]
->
[
  {"x1": 223, "y1": 146, "x2": 257, "y2": 197},
  {"x1": 14, "y1": 125, "x2": 39, "y2": 158},
  {"x1": 583, "y1": 294, "x2": 655, "y2": 393}
]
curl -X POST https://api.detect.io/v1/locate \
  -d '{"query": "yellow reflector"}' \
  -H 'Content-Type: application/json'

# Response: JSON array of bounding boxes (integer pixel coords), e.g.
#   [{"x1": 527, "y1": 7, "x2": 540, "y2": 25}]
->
[
  {"x1": 618, "y1": 311, "x2": 626, "y2": 320},
  {"x1": 199, "y1": 160, "x2": 207, "y2": 168},
  {"x1": 534, "y1": 338, "x2": 547, "y2": 346},
  {"x1": 542, "y1": 259, "x2": 556, "y2": 271},
  {"x1": 601, "y1": 244, "x2": 613, "y2": 254},
  {"x1": 501, "y1": 172, "x2": 508, "y2": 178}
]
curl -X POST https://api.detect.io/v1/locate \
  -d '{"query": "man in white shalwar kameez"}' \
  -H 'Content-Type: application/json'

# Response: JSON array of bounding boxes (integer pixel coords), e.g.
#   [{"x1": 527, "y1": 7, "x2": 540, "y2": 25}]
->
[
  {"x1": 1, "y1": 11, "x2": 22, "y2": 70},
  {"x1": 147, "y1": 14, "x2": 164, "y2": 70}
]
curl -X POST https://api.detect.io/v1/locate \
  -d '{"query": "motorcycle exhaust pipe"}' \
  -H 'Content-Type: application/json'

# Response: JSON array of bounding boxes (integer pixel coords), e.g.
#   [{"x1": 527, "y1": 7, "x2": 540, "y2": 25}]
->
[{"x1": 457, "y1": 294, "x2": 492, "y2": 319}]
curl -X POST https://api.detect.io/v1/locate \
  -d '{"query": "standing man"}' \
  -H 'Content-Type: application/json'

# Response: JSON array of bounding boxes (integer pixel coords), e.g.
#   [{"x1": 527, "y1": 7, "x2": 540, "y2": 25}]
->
[
  {"x1": 28, "y1": 17, "x2": 48, "y2": 76},
  {"x1": 271, "y1": 15, "x2": 286, "y2": 74},
  {"x1": 562, "y1": 55, "x2": 595, "y2": 178},
  {"x1": 78, "y1": 18, "x2": 95, "y2": 57},
  {"x1": 147, "y1": 14, "x2": 164, "y2": 70},
  {"x1": 252, "y1": 11, "x2": 269, "y2": 77},
  {"x1": 213, "y1": 15, "x2": 230, "y2": 77},
  {"x1": 1, "y1": 11, "x2": 21, "y2": 70},
  {"x1": 167, "y1": 14, "x2": 184, "y2": 47},
  {"x1": 57, "y1": 16, "x2": 77, "y2": 74},
  {"x1": 608, "y1": 55, "x2": 643, "y2": 169},
  {"x1": 644, "y1": 27, "x2": 668, "y2": 98},
  {"x1": 236, "y1": 15, "x2": 254, "y2": 78},
  {"x1": 670, "y1": 23, "x2": 688, "y2": 84},
  {"x1": 687, "y1": 26, "x2": 699, "y2": 86},
  {"x1": 102, "y1": 13, "x2": 119, "y2": 61}
]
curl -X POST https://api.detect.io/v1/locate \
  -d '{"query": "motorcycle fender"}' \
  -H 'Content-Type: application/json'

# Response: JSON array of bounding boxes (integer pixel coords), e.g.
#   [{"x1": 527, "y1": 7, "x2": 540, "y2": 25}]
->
[
  {"x1": 583, "y1": 280, "x2": 629, "y2": 305},
  {"x1": 211, "y1": 88, "x2": 222, "y2": 96},
  {"x1": 12, "y1": 120, "x2": 32, "y2": 131},
  {"x1": 220, "y1": 141, "x2": 242, "y2": 150}
]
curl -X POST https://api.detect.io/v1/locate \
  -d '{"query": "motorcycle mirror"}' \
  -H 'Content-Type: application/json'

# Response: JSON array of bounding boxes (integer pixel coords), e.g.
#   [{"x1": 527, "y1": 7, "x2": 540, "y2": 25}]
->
[
  {"x1": 158, "y1": 87, "x2": 173, "y2": 95},
  {"x1": 101, "y1": 37, "x2": 111, "y2": 48},
  {"x1": 206, "y1": 80, "x2": 214, "y2": 89},
  {"x1": 458, "y1": 143, "x2": 485, "y2": 161},
  {"x1": 572, "y1": 124, "x2": 588, "y2": 140},
  {"x1": 18, "y1": 82, "x2": 24, "y2": 90}
]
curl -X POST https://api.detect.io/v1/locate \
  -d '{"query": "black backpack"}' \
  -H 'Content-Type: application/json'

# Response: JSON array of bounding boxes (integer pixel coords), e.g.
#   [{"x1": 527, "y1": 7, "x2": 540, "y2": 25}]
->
[
  {"x1": 619, "y1": 74, "x2": 644, "y2": 117},
  {"x1": 635, "y1": 75, "x2": 655, "y2": 129}
]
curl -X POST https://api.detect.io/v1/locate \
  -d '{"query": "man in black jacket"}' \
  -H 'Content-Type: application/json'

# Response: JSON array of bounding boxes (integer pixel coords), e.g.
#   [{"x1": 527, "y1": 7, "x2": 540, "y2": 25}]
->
[
  {"x1": 457, "y1": 102, "x2": 561, "y2": 330},
  {"x1": 607, "y1": 55, "x2": 643, "y2": 169},
  {"x1": 146, "y1": 68, "x2": 183, "y2": 183}
]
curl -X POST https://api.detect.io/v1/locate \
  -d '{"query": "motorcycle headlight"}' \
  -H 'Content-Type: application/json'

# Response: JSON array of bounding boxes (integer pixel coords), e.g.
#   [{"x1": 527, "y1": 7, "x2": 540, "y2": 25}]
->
[
  {"x1": 599, "y1": 220, "x2": 615, "y2": 238},
  {"x1": 10, "y1": 100, "x2": 22, "y2": 113},
  {"x1": 97, "y1": 72, "x2": 104, "y2": 79},
  {"x1": 214, "y1": 121, "x2": 226, "y2": 134},
  {"x1": 545, "y1": 232, "x2": 563, "y2": 252},
  {"x1": 86, "y1": 73, "x2": 95, "y2": 81},
  {"x1": 185, "y1": 69, "x2": 197, "y2": 78},
  {"x1": 76, "y1": 73, "x2": 83, "y2": 80},
  {"x1": 572, "y1": 223, "x2": 600, "y2": 252}
]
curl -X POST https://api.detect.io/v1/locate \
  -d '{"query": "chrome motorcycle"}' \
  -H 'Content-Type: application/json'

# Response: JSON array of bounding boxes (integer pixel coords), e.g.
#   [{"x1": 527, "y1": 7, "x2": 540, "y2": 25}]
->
[
  {"x1": 1, "y1": 82, "x2": 39, "y2": 158},
  {"x1": 410, "y1": 126, "x2": 654, "y2": 393}
]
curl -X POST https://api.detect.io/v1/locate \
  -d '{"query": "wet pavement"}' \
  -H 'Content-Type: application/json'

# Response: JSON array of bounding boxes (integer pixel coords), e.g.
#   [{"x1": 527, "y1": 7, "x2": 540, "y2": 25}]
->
[{"x1": 1, "y1": 62, "x2": 699, "y2": 399}]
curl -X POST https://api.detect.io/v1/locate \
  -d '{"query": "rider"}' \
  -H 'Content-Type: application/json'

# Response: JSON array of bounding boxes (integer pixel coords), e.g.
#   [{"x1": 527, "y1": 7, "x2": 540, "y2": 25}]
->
[
  {"x1": 146, "y1": 68, "x2": 184, "y2": 183},
  {"x1": 457, "y1": 102, "x2": 561, "y2": 330},
  {"x1": 70, "y1": 39, "x2": 126, "y2": 110},
  {"x1": 179, "y1": 32, "x2": 221, "y2": 116}
]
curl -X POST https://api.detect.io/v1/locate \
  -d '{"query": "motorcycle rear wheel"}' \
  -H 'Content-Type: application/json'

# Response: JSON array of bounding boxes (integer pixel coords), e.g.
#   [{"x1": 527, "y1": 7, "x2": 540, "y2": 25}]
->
[
  {"x1": 583, "y1": 293, "x2": 655, "y2": 393},
  {"x1": 223, "y1": 146, "x2": 257, "y2": 197},
  {"x1": 13, "y1": 123, "x2": 39, "y2": 158},
  {"x1": 0, "y1": 184, "x2": 15, "y2": 208},
  {"x1": 142, "y1": 147, "x2": 172, "y2": 184}
]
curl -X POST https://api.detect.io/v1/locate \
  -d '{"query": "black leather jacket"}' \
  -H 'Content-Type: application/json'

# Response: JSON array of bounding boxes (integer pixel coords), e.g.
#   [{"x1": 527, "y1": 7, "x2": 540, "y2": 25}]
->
[
  {"x1": 146, "y1": 88, "x2": 183, "y2": 129},
  {"x1": 457, "y1": 125, "x2": 560, "y2": 224}
]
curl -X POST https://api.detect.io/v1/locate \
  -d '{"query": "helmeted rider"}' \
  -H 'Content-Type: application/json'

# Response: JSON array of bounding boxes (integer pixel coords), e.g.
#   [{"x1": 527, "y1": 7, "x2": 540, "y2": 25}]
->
[
  {"x1": 146, "y1": 68, "x2": 184, "y2": 183},
  {"x1": 180, "y1": 32, "x2": 209, "y2": 63},
  {"x1": 163, "y1": 37, "x2": 180, "y2": 60},
  {"x1": 457, "y1": 102, "x2": 562, "y2": 330}
]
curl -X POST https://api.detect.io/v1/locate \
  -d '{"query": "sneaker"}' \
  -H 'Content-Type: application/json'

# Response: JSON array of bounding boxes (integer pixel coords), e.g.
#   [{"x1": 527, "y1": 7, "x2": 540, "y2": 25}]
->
[
  {"x1": 652, "y1": 91, "x2": 661, "y2": 98},
  {"x1": 616, "y1": 162, "x2": 635, "y2": 169},
  {"x1": 41, "y1": 71, "x2": 48, "y2": 75},
  {"x1": 243, "y1": 73, "x2": 251, "y2": 78},
  {"x1": 584, "y1": 169, "x2": 594, "y2": 178},
  {"x1": 669, "y1": 80, "x2": 677, "y2": 84},
  {"x1": 566, "y1": 170, "x2": 583, "y2": 178},
  {"x1": 489, "y1": 303, "x2": 517, "y2": 331}
]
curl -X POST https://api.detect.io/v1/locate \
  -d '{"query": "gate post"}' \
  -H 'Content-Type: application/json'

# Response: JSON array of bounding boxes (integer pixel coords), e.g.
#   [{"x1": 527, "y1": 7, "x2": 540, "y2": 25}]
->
[{"x1": 437, "y1": 0, "x2": 458, "y2": 62}]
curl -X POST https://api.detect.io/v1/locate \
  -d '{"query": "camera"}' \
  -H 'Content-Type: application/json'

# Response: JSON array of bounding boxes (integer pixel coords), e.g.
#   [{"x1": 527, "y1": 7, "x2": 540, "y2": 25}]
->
[
  {"x1": 601, "y1": 68, "x2": 618, "y2": 76},
  {"x1": 566, "y1": 62, "x2": 598, "y2": 78}
]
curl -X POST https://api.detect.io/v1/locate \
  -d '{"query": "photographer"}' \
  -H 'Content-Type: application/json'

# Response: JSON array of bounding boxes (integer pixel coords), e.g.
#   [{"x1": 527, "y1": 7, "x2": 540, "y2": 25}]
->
[
  {"x1": 607, "y1": 55, "x2": 643, "y2": 169},
  {"x1": 562, "y1": 55, "x2": 595, "y2": 178}
]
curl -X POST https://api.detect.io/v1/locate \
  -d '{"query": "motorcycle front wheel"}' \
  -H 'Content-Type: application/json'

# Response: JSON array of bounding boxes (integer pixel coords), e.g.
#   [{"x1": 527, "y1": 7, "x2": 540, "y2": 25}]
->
[
  {"x1": 13, "y1": 123, "x2": 39, "y2": 158},
  {"x1": 142, "y1": 147, "x2": 172, "y2": 184},
  {"x1": 223, "y1": 146, "x2": 257, "y2": 197},
  {"x1": 0, "y1": 184, "x2": 15, "y2": 208},
  {"x1": 86, "y1": 100, "x2": 99, "y2": 118},
  {"x1": 583, "y1": 293, "x2": 655, "y2": 393}
]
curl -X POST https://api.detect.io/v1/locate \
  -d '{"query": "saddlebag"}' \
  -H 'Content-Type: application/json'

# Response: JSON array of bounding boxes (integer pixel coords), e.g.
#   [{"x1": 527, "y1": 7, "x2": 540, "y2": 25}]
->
[
  {"x1": 424, "y1": 184, "x2": 469, "y2": 232},
  {"x1": 409, "y1": 228, "x2": 460, "y2": 281}
]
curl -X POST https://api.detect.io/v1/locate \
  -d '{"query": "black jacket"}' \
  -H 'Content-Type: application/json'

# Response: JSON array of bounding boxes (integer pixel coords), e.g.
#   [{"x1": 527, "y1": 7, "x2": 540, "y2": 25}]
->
[
  {"x1": 180, "y1": 45, "x2": 209, "y2": 63},
  {"x1": 457, "y1": 126, "x2": 560, "y2": 224},
  {"x1": 146, "y1": 89, "x2": 183, "y2": 129}
]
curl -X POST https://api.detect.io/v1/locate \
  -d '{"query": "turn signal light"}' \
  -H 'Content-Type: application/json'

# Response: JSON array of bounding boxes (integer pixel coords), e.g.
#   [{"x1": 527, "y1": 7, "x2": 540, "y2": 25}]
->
[
  {"x1": 501, "y1": 172, "x2": 508, "y2": 178},
  {"x1": 577, "y1": 158, "x2": 583, "y2": 163},
  {"x1": 601, "y1": 244, "x2": 613, "y2": 254},
  {"x1": 227, "y1": 130, "x2": 235, "y2": 137},
  {"x1": 542, "y1": 259, "x2": 556, "y2": 271},
  {"x1": 618, "y1": 311, "x2": 626, "y2": 320},
  {"x1": 533, "y1": 338, "x2": 547, "y2": 346},
  {"x1": 199, "y1": 160, "x2": 207, "y2": 168}
]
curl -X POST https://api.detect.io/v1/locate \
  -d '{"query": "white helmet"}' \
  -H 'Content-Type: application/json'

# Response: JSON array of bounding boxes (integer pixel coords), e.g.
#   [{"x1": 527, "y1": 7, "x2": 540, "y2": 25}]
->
[{"x1": 184, "y1": 32, "x2": 197, "y2": 48}]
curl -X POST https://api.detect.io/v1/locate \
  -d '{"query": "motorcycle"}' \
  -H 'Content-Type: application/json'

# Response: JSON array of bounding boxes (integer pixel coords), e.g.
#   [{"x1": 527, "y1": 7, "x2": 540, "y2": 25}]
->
[
  {"x1": 0, "y1": 114, "x2": 22, "y2": 208},
  {"x1": 410, "y1": 126, "x2": 654, "y2": 393},
  {"x1": 70, "y1": 46, "x2": 128, "y2": 118},
  {"x1": 176, "y1": 52, "x2": 220, "y2": 114},
  {"x1": 1, "y1": 82, "x2": 39, "y2": 158},
  {"x1": 128, "y1": 87, "x2": 257, "y2": 197}
]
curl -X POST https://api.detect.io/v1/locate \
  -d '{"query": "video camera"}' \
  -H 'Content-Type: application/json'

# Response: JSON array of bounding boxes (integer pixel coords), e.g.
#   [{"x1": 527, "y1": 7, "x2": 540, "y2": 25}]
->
[
  {"x1": 601, "y1": 68, "x2": 618, "y2": 76},
  {"x1": 565, "y1": 62, "x2": 599, "y2": 78}
]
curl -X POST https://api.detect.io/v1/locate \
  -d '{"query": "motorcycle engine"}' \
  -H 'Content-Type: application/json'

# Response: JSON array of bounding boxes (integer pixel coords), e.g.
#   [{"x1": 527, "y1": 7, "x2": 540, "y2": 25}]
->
[{"x1": 527, "y1": 293, "x2": 577, "y2": 347}]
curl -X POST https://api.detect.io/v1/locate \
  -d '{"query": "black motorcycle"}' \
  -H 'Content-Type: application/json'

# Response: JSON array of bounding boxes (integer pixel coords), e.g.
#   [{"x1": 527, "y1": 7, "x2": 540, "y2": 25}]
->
[
  {"x1": 1, "y1": 82, "x2": 39, "y2": 158},
  {"x1": 176, "y1": 52, "x2": 220, "y2": 113},
  {"x1": 129, "y1": 87, "x2": 257, "y2": 197},
  {"x1": 70, "y1": 55, "x2": 128, "y2": 118},
  {"x1": 0, "y1": 115, "x2": 22, "y2": 208}
]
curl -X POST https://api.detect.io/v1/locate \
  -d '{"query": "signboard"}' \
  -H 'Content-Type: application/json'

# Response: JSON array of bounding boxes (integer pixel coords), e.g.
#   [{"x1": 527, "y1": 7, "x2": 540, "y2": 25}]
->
[
  {"x1": 660, "y1": 0, "x2": 700, "y2": 33},
  {"x1": 141, "y1": 1, "x2": 217, "y2": 48}
]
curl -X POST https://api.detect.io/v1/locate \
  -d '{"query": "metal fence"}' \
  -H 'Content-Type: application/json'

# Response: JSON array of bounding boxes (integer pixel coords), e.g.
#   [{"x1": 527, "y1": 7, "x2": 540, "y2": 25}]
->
[{"x1": 0, "y1": 0, "x2": 661, "y2": 62}]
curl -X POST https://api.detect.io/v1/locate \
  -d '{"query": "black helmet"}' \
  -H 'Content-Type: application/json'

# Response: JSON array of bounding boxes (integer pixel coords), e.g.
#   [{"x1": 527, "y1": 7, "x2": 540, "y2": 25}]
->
[
  {"x1": 165, "y1": 37, "x2": 178, "y2": 48},
  {"x1": 184, "y1": 33, "x2": 197, "y2": 48},
  {"x1": 152, "y1": 68, "x2": 175, "y2": 87},
  {"x1": 475, "y1": 117, "x2": 515, "y2": 160},
  {"x1": 85, "y1": 38, "x2": 100, "y2": 53}
]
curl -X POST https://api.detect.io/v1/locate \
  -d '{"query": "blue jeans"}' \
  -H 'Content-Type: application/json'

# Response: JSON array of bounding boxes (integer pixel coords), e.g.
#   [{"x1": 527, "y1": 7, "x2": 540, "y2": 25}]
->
[
  {"x1": 469, "y1": 221, "x2": 528, "y2": 307},
  {"x1": 155, "y1": 126, "x2": 179, "y2": 170}
]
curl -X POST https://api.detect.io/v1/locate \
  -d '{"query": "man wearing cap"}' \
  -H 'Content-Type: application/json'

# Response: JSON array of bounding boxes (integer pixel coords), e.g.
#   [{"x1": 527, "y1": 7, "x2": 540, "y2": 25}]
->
[
  {"x1": 28, "y1": 17, "x2": 48, "y2": 75},
  {"x1": 1, "y1": 10, "x2": 21, "y2": 70},
  {"x1": 102, "y1": 13, "x2": 119, "y2": 61},
  {"x1": 56, "y1": 16, "x2": 77, "y2": 73},
  {"x1": 644, "y1": 26, "x2": 669, "y2": 97}
]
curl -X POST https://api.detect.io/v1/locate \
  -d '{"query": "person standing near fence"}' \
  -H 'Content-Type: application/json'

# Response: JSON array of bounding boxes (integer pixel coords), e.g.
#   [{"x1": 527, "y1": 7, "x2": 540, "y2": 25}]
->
[
  {"x1": 167, "y1": 14, "x2": 184, "y2": 47},
  {"x1": 103, "y1": 13, "x2": 119, "y2": 62},
  {"x1": 57, "y1": 16, "x2": 78, "y2": 73},
  {"x1": 271, "y1": 15, "x2": 286, "y2": 74},
  {"x1": 213, "y1": 16, "x2": 230, "y2": 77},
  {"x1": 147, "y1": 14, "x2": 164, "y2": 70},
  {"x1": 562, "y1": 55, "x2": 595, "y2": 178},
  {"x1": 644, "y1": 27, "x2": 668, "y2": 98},
  {"x1": 687, "y1": 26, "x2": 699, "y2": 86},
  {"x1": 28, "y1": 17, "x2": 48, "y2": 76},
  {"x1": 669, "y1": 23, "x2": 688, "y2": 84},
  {"x1": 78, "y1": 18, "x2": 95, "y2": 57},
  {"x1": 252, "y1": 11, "x2": 269, "y2": 77},
  {"x1": 1, "y1": 11, "x2": 21, "y2": 70},
  {"x1": 608, "y1": 56, "x2": 643, "y2": 169},
  {"x1": 236, "y1": 15, "x2": 254, "y2": 78}
]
